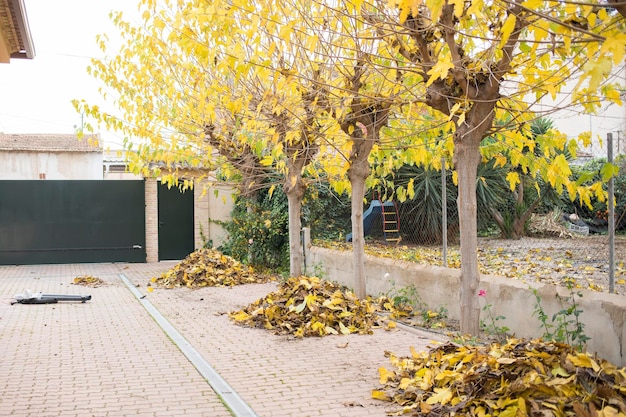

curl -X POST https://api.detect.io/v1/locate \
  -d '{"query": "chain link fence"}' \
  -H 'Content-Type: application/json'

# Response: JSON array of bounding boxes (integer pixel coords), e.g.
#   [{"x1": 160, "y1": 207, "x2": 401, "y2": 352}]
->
[{"x1": 349, "y1": 135, "x2": 626, "y2": 295}]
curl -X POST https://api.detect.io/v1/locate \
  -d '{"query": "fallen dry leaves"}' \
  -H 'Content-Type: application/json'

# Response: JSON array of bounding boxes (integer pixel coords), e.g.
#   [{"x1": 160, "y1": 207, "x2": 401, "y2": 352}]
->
[
  {"x1": 230, "y1": 276, "x2": 410, "y2": 337},
  {"x1": 314, "y1": 238, "x2": 626, "y2": 294},
  {"x1": 72, "y1": 275, "x2": 107, "y2": 287},
  {"x1": 150, "y1": 248, "x2": 274, "y2": 288},
  {"x1": 374, "y1": 338, "x2": 626, "y2": 416}
]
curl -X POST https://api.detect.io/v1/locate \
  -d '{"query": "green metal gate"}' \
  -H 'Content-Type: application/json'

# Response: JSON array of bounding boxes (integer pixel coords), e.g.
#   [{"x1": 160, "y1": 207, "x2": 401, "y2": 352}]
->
[
  {"x1": 0, "y1": 180, "x2": 146, "y2": 265},
  {"x1": 158, "y1": 183, "x2": 194, "y2": 260}
]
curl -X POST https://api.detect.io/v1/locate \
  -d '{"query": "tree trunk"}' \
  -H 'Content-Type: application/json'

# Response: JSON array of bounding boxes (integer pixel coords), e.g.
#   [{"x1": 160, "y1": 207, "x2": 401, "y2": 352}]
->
[
  {"x1": 286, "y1": 189, "x2": 303, "y2": 277},
  {"x1": 247, "y1": 202, "x2": 255, "y2": 265},
  {"x1": 488, "y1": 206, "x2": 507, "y2": 236},
  {"x1": 284, "y1": 158, "x2": 306, "y2": 277},
  {"x1": 348, "y1": 164, "x2": 368, "y2": 299},
  {"x1": 454, "y1": 136, "x2": 482, "y2": 336},
  {"x1": 511, "y1": 215, "x2": 526, "y2": 239},
  {"x1": 345, "y1": 116, "x2": 383, "y2": 299}
]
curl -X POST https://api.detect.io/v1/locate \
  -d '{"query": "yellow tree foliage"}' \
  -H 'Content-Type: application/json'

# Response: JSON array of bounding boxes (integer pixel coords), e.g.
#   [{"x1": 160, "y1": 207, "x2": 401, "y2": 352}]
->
[
  {"x1": 357, "y1": 0, "x2": 625, "y2": 335},
  {"x1": 74, "y1": 0, "x2": 624, "y2": 335},
  {"x1": 74, "y1": 0, "x2": 330, "y2": 276}
]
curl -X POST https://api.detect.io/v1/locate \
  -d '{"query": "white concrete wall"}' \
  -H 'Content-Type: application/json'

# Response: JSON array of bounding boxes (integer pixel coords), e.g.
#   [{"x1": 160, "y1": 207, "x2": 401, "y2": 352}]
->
[
  {"x1": 103, "y1": 171, "x2": 141, "y2": 180},
  {"x1": 536, "y1": 63, "x2": 626, "y2": 158},
  {"x1": 0, "y1": 151, "x2": 103, "y2": 179},
  {"x1": 307, "y1": 245, "x2": 626, "y2": 366},
  {"x1": 205, "y1": 184, "x2": 235, "y2": 248}
]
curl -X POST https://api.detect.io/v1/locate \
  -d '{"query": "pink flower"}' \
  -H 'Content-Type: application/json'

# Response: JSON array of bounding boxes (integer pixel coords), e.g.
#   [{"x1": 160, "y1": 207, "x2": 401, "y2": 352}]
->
[
  {"x1": 248, "y1": 239, "x2": 254, "y2": 245},
  {"x1": 478, "y1": 289, "x2": 487, "y2": 297}
]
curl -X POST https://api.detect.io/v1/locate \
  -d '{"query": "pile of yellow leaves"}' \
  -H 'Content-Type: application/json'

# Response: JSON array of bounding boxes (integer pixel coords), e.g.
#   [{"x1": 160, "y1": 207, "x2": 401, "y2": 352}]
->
[
  {"x1": 72, "y1": 275, "x2": 107, "y2": 287},
  {"x1": 374, "y1": 338, "x2": 626, "y2": 416},
  {"x1": 230, "y1": 276, "x2": 409, "y2": 337},
  {"x1": 151, "y1": 248, "x2": 273, "y2": 288}
]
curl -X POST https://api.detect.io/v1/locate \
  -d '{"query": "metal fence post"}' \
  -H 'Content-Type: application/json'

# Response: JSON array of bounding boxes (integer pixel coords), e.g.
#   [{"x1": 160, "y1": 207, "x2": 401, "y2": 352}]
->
[
  {"x1": 608, "y1": 133, "x2": 615, "y2": 293},
  {"x1": 442, "y1": 157, "x2": 448, "y2": 267},
  {"x1": 302, "y1": 227, "x2": 311, "y2": 275}
]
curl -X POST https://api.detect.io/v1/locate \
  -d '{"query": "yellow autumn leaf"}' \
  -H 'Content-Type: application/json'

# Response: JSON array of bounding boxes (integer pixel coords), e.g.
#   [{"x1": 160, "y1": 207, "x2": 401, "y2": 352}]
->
[
  {"x1": 582, "y1": 56, "x2": 613, "y2": 91},
  {"x1": 379, "y1": 367, "x2": 395, "y2": 384},
  {"x1": 499, "y1": 14, "x2": 517, "y2": 48},
  {"x1": 259, "y1": 155, "x2": 273, "y2": 166},
  {"x1": 410, "y1": 346, "x2": 423, "y2": 359},
  {"x1": 231, "y1": 311, "x2": 250, "y2": 322},
  {"x1": 147, "y1": 286, "x2": 154, "y2": 293},
  {"x1": 600, "y1": 34, "x2": 626, "y2": 64},
  {"x1": 426, "y1": 0, "x2": 445, "y2": 22},
  {"x1": 449, "y1": 0, "x2": 464, "y2": 17},
  {"x1": 506, "y1": 172, "x2": 520, "y2": 191},
  {"x1": 567, "y1": 353, "x2": 601, "y2": 372},
  {"x1": 325, "y1": 326, "x2": 338, "y2": 335},
  {"x1": 399, "y1": 377, "x2": 412, "y2": 390},
  {"x1": 498, "y1": 405, "x2": 519, "y2": 417},
  {"x1": 371, "y1": 390, "x2": 390, "y2": 401},
  {"x1": 521, "y1": 0, "x2": 542, "y2": 8},
  {"x1": 294, "y1": 298, "x2": 307, "y2": 313},
  {"x1": 426, "y1": 60, "x2": 455, "y2": 87},
  {"x1": 311, "y1": 321, "x2": 325, "y2": 335},
  {"x1": 425, "y1": 387, "x2": 453, "y2": 405},
  {"x1": 551, "y1": 366, "x2": 570, "y2": 377},
  {"x1": 598, "y1": 405, "x2": 623, "y2": 417},
  {"x1": 338, "y1": 321, "x2": 351, "y2": 335}
]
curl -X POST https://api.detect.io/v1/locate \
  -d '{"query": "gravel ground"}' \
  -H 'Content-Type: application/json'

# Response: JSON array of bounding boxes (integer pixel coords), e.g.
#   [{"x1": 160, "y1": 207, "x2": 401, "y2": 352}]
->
[
  {"x1": 347, "y1": 234, "x2": 626, "y2": 295},
  {"x1": 476, "y1": 235, "x2": 626, "y2": 294}
]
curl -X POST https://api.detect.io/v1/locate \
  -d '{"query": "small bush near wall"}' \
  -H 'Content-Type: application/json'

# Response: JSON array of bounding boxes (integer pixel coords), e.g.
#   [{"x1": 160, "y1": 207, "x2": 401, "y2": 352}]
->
[
  {"x1": 219, "y1": 179, "x2": 351, "y2": 273},
  {"x1": 218, "y1": 189, "x2": 290, "y2": 273}
]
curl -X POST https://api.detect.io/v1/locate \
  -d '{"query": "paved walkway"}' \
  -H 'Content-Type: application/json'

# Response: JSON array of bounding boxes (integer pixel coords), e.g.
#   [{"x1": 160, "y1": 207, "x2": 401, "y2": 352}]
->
[{"x1": 0, "y1": 262, "x2": 448, "y2": 417}]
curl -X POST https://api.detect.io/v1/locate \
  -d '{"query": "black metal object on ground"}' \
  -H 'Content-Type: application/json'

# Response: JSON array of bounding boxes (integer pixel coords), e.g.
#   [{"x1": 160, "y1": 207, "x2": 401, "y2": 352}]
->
[{"x1": 12, "y1": 290, "x2": 92, "y2": 305}]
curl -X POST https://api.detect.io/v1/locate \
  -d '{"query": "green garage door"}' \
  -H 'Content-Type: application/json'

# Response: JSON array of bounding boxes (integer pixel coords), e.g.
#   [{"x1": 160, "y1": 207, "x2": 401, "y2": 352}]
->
[{"x1": 0, "y1": 180, "x2": 146, "y2": 265}]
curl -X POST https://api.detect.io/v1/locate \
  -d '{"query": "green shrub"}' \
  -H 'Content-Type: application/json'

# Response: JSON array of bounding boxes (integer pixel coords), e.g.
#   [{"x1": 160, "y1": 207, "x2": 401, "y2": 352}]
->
[{"x1": 218, "y1": 178, "x2": 352, "y2": 273}]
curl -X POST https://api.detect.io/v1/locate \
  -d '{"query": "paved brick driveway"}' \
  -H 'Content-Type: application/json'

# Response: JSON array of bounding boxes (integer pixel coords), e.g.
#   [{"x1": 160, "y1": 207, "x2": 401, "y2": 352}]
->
[{"x1": 0, "y1": 262, "x2": 447, "y2": 417}]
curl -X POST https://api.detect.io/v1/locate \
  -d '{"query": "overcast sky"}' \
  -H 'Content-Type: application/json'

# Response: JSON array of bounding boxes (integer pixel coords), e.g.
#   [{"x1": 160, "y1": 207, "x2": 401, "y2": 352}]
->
[{"x1": 0, "y1": 0, "x2": 138, "y2": 148}]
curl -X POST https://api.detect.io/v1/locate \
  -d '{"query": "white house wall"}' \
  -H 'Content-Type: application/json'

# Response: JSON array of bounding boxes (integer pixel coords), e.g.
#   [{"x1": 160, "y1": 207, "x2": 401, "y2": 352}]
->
[
  {"x1": 536, "y1": 63, "x2": 626, "y2": 158},
  {"x1": 0, "y1": 151, "x2": 103, "y2": 179}
]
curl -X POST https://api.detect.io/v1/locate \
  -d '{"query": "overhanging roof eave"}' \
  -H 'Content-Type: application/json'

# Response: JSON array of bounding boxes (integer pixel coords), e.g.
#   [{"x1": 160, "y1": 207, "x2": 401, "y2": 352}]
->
[{"x1": 9, "y1": 0, "x2": 35, "y2": 59}]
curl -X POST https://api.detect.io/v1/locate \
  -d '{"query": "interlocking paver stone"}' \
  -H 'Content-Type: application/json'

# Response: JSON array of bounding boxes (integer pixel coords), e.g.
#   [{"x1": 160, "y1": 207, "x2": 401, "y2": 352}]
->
[
  {"x1": 0, "y1": 263, "x2": 232, "y2": 417},
  {"x1": 0, "y1": 262, "x2": 448, "y2": 417}
]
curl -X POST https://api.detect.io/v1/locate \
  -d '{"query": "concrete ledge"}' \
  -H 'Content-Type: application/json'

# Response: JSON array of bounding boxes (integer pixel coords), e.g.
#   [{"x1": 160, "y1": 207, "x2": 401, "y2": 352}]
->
[{"x1": 308, "y1": 246, "x2": 626, "y2": 366}]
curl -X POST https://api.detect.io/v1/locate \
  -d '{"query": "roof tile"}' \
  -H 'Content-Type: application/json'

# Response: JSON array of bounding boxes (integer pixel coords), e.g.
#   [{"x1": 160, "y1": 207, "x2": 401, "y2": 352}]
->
[{"x1": 0, "y1": 133, "x2": 102, "y2": 152}]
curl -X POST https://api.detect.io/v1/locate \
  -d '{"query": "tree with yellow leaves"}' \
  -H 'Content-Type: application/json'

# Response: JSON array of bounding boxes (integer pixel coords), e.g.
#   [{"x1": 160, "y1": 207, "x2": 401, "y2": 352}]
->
[
  {"x1": 361, "y1": 0, "x2": 624, "y2": 334},
  {"x1": 76, "y1": 0, "x2": 623, "y2": 337},
  {"x1": 75, "y1": 0, "x2": 327, "y2": 277}
]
